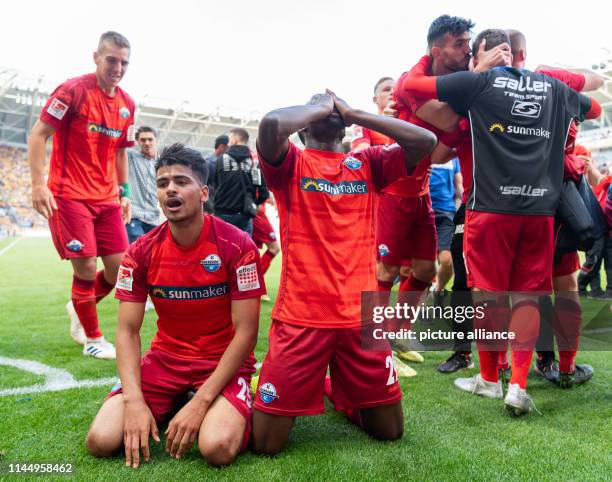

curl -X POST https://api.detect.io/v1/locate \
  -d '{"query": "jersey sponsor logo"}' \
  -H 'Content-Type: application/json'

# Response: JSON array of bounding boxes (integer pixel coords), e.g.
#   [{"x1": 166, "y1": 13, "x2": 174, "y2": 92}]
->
[
  {"x1": 148, "y1": 282, "x2": 229, "y2": 300},
  {"x1": 488, "y1": 123, "x2": 505, "y2": 133},
  {"x1": 47, "y1": 98, "x2": 69, "y2": 120},
  {"x1": 259, "y1": 382, "x2": 278, "y2": 403},
  {"x1": 201, "y1": 254, "x2": 221, "y2": 273},
  {"x1": 119, "y1": 106, "x2": 130, "y2": 119},
  {"x1": 488, "y1": 122, "x2": 551, "y2": 139},
  {"x1": 493, "y1": 76, "x2": 552, "y2": 93},
  {"x1": 499, "y1": 185, "x2": 549, "y2": 197},
  {"x1": 511, "y1": 100, "x2": 542, "y2": 118},
  {"x1": 300, "y1": 177, "x2": 368, "y2": 195},
  {"x1": 116, "y1": 266, "x2": 134, "y2": 291},
  {"x1": 343, "y1": 156, "x2": 363, "y2": 170},
  {"x1": 378, "y1": 244, "x2": 390, "y2": 257},
  {"x1": 65, "y1": 239, "x2": 83, "y2": 252},
  {"x1": 88, "y1": 122, "x2": 123, "y2": 138},
  {"x1": 236, "y1": 263, "x2": 260, "y2": 292}
]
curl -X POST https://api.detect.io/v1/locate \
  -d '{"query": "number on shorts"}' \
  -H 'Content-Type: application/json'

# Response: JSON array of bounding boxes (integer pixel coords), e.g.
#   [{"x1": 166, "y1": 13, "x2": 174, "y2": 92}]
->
[
  {"x1": 236, "y1": 376, "x2": 252, "y2": 408},
  {"x1": 385, "y1": 355, "x2": 397, "y2": 386}
]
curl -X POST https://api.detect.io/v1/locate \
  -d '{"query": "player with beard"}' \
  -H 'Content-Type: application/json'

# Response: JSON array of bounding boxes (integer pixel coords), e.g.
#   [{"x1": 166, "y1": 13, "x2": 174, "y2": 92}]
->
[
  {"x1": 507, "y1": 29, "x2": 604, "y2": 386},
  {"x1": 86, "y1": 144, "x2": 265, "y2": 466},
  {"x1": 403, "y1": 28, "x2": 601, "y2": 415},
  {"x1": 251, "y1": 91, "x2": 436, "y2": 454}
]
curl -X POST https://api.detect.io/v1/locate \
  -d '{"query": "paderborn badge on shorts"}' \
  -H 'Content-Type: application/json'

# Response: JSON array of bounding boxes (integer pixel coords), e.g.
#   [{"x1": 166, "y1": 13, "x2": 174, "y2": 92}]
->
[
  {"x1": 116, "y1": 266, "x2": 134, "y2": 291},
  {"x1": 236, "y1": 263, "x2": 260, "y2": 292}
]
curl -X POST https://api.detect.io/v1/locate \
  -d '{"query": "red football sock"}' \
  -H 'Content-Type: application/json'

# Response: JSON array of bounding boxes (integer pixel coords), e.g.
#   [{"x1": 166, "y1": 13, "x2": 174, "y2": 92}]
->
[
  {"x1": 94, "y1": 270, "x2": 115, "y2": 303},
  {"x1": 553, "y1": 297, "x2": 581, "y2": 373},
  {"x1": 399, "y1": 274, "x2": 429, "y2": 293},
  {"x1": 475, "y1": 300, "x2": 500, "y2": 382},
  {"x1": 260, "y1": 250, "x2": 276, "y2": 275},
  {"x1": 509, "y1": 300, "x2": 540, "y2": 389},
  {"x1": 72, "y1": 276, "x2": 102, "y2": 339},
  {"x1": 497, "y1": 304, "x2": 511, "y2": 369}
]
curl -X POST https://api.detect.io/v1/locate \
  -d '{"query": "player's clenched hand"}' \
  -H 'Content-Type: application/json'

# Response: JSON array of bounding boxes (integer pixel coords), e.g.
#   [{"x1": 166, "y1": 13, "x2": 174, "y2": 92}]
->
[
  {"x1": 473, "y1": 39, "x2": 512, "y2": 72},
  {"x1": 165, "y1": 399, "x2": 209, "y2": 459},
  {"x1": 32, "y1": 184, "x2": 58, "y2": 219},
  {"x1": 121, "y1": 197, "x2": 131, "y2": 224},
  {"x1": 123, "y1": 401, "x2": 160, "y2": 469},
  {"x1": 326, "y1": 89, "x2": 353, "y2": 126},
  {"x1": 383, "y1": 101, "x2": 399, "y2": 118}
]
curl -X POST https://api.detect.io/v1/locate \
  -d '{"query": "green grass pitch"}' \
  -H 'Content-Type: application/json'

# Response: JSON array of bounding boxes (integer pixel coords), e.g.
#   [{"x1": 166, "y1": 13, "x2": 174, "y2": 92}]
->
[{"x1": 0, "y1": 237, "x2": 611, "y2": 481}]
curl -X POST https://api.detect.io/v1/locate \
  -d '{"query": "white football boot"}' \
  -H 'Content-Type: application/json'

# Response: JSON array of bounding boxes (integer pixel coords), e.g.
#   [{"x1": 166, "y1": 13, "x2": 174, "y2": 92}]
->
[{"x1": 454, "y1": 373, "x2": 503, "y2": 399}]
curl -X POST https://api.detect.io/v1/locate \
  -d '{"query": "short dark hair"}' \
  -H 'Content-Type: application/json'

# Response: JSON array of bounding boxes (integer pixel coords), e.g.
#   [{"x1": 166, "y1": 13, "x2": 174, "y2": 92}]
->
[
  {"x1": 98, "y1": 31, "x2": 130, "y2": 51},
  {"x1": 214, "y1": 134, "x2": 229, "y2": 149},
  {"x1": 472, "y1": 29, "x2": 510, "y2": 59},
  {"x1": 373, "y1": 77, "x2": 393, "y2": 94},
  {"x1": 136, "y1": 126, "x2": 156, "y2": 140},
  {"x1": 427, "y1": 15, "x2": 475, "y2": 47},
  {"x1": 229, "y1": 128, "x2": 249, "y2": 144},
  {"x1": 155, "y1": 143, "x2": 209, "y2": 185}
]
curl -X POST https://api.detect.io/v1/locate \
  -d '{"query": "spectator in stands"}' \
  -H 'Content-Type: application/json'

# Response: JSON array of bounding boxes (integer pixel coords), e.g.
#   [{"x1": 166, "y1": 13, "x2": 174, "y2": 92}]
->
[
  {"x1": 208, "y1": 128, "x2": 268, "y2": 236},
  {"x1": 204, "y1": 134, "x2": 229, "y2": 214},
  {"x1": 126, "y1": 126, "x2": 161, "y2": 243}
]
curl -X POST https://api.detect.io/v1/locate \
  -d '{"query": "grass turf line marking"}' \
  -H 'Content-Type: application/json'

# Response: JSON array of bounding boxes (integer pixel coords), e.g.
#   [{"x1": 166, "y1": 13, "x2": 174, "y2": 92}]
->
[
  {"x1": 0, "y1": 238, "x2": 21, "y2": 257},
  {"x1": 0, "y1": 356, "x2": 116, "y2": 396}
]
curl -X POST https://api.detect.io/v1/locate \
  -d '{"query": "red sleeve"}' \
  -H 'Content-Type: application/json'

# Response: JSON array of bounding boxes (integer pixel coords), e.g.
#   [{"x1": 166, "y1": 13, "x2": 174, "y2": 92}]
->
[
  {"x1": 114, "y1": 239, "x2": 149, "y2": 302},
  {"x1": 397, "y1": 55, "x2": 437, "y2": 113},
  {"x1": 226, "y1": 232, "x2": 267, "y2": 300},
  {"x1": 118, "y1": 93, "x2": 136, "y2": 148},
  {"x1": 537, "y1": 68, "x2": 586, "y2": 92},
  {"x1": 39, "y1": 81, "x2": 76, "y2": 129},
  {"x1": 605, "y1": 185, "x2": 612, "y2": 230},
  {"x1": 351, "y1": 126, "x2": 372, "y2": 150},
  {"x1": 363, "y1": 145, "x2": 408, "y2": 191},
  {"x1": 257, "y1": 141, "x2": 299, "y2": 191}
]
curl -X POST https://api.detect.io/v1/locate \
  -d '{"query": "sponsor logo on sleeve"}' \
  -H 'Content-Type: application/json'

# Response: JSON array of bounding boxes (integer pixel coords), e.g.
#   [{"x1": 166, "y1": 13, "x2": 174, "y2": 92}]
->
[
  {"x1": 127, "y1": 124, "x2": 135, "y2": 142},
  {"x1": 236, "y1": 263, "x2": 260, "y2": 292},
  {"x1": 352, "y1": 126, "x2": 364, "y2": 141},
  {"x1": 47, "y1": 98, "x2": 69, "y2": 120},
  {"x1": 116, "y1": 266, "x2": 134, "y2": 291}
]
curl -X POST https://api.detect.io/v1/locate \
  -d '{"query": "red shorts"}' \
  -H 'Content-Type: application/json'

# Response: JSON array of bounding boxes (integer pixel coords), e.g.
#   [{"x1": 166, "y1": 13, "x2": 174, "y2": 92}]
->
[
  {"x1": 553, "y1": 251, "x2": 580, "y2": 278},
  {"x1": 49, "y1": 198, "x2": 128, "y2": 259},
  {"x1": 376, "y1": 192, "x2": 437, "y2": 265},
  {"x1": 254, "y1": 320, "x2": 402, "y2": 416},
  {"x1": 106, "y1": 349, "x2": 255, "y2": 449},
  {"x1": 464, "y1": 211, "x2": 554, "y2": 292},
  {"x1": 252, "y1": 210, "x2": 276, "y2": 248}
]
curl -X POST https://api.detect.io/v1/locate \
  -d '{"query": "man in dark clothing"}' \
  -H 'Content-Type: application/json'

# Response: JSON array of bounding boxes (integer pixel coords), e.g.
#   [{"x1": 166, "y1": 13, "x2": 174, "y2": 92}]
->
[
  {"x1": 209, "y1": 128, "x2": 269, "y2": 236},
  {"x1": 204, "y1": 134, "x2": 229, "y2": 214}
]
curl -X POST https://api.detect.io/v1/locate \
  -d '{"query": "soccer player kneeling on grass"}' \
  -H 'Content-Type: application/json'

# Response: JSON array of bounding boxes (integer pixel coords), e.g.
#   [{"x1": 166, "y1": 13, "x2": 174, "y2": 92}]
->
[
  {"x1": 251, "y1": 91, "x2": 436, "y2": 454},
  {"x1": 86, "y1": 144, "x2": 265, "y2": 467}
]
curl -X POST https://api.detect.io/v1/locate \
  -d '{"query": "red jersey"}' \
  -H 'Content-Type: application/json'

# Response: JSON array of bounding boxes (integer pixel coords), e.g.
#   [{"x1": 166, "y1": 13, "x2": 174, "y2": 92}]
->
[
  {"x1": 258, "y1": 142, "x2": 407, "y2": 328},
  {"x1": 351, "y1": 126, "x2": 392, "y2": 150},
  {"x1": 389, "y1": 55, "x2": 458, "y2": 197},
  {"x1": 40, "y1": 73, "x2": 136, "y2": 203},
  {"x1": 594, "y1": 175, "x2": 612, "y2": 209},
  {"x1": 115, "y1": 215, "x2": 266, "y2": 360}
]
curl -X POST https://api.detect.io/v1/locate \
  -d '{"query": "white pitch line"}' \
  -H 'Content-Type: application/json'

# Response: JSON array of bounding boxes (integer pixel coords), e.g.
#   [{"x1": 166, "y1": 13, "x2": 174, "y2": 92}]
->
[
  {"x1": 0, "y1": 355, "x2": 116, "y2": 396},
  {"x1": 0, "y1": 237, "x2": 21, "y2": 257}
]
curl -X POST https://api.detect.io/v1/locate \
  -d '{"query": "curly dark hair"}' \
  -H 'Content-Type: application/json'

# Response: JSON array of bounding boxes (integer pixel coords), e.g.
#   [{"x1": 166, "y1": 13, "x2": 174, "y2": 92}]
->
[{"x1": 427, "y1": 15, "x2": 475, "y2": 47}]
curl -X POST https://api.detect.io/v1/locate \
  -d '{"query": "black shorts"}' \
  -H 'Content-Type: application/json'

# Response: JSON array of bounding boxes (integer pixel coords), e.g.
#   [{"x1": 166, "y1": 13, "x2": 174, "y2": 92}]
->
[{"x1": 434, "y1": 210, "x2": 455, "y2": 252}]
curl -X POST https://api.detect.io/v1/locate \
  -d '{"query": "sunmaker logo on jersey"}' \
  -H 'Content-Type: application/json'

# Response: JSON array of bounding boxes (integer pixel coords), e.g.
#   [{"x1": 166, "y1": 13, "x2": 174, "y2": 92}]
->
[
  {"x1": 149, "y1": 282, "x2": 229, "y2": 300},
  {"x1": 300, "y1": 177, "x2": 368, "y2": 195},
  {"x1": 499, "y1": 185, "x2": 548, "y2": 197},
  {"x1": 88, "y1": 122, "x2": 123, "y2": 138},
  {"x1": 493, "y1": 76, "x2": 552, "y2": 93},
  {"x1": 488, "y1": 122, "x2": 550, "y2": 139}
]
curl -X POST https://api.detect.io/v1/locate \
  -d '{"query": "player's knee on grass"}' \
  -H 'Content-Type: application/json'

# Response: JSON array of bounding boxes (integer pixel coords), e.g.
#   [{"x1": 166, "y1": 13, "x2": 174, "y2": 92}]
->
[
  {"x1": 377, "y1": 261, "x2": 400, "y2": 282},
  {"x1": 360, "y1": 402, "x2": 404, "y2": 441},
  {"x1": 86, "y1": 427, "x2": 122, "y2": 458},
  {"x1": 198, "y1": 432, "x2": 240, "y2": 466},
  {"x1": 85, "y1": 394, "x2": 124, "y2": 457},
  {"x1": 251, "y1": 410, "x2": 294, "y2": 456}
]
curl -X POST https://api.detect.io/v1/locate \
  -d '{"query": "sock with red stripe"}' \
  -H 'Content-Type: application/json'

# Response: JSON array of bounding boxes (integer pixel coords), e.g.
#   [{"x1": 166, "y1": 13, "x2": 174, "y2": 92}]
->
[
  {"x1": 94, "y1": 270, "x2": 115, "y2": 303},
  {"x1": 509, "y1": 300, "x2": 540, "y2": 389},
  {"x1": 260, "y1": 250, "x2": 276, "y2": 275},
  {"x1": 72, "y1": 276, "x2": 102, "y2": 339},
  {"x1": 553, "y1": 297, "x2": 582, "y2": 373}
]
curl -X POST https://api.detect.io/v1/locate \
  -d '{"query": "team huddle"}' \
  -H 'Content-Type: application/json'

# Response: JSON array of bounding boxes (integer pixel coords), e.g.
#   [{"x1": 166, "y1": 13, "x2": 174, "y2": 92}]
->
[{"x1": 26, "y1": 15, "x2": 607, "y2": 467}]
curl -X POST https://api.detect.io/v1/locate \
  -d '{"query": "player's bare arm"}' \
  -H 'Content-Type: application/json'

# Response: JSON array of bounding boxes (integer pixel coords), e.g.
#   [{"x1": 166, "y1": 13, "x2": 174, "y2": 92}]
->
[
  {"x1": 165, "y1": 297, "x2": 259, "y2": 459},
  {"x1": 27, "y1": 120, "x2": 58, "y2": 219},
  {"x1": 257, "y1": 94, "x2": 334, "y2": 165},
  {"x1": 535, "y1": 65, "x2": 605, "y2": 92},
  {"x1": 327, "y1": 90, "x2": 436, "y2": 166},
  {"x1": 116, "y1": 301, "x2": 160, "y2": 468},
  {"x1": 116, "y1": 148, "x2": 132, "y2": 224}
]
